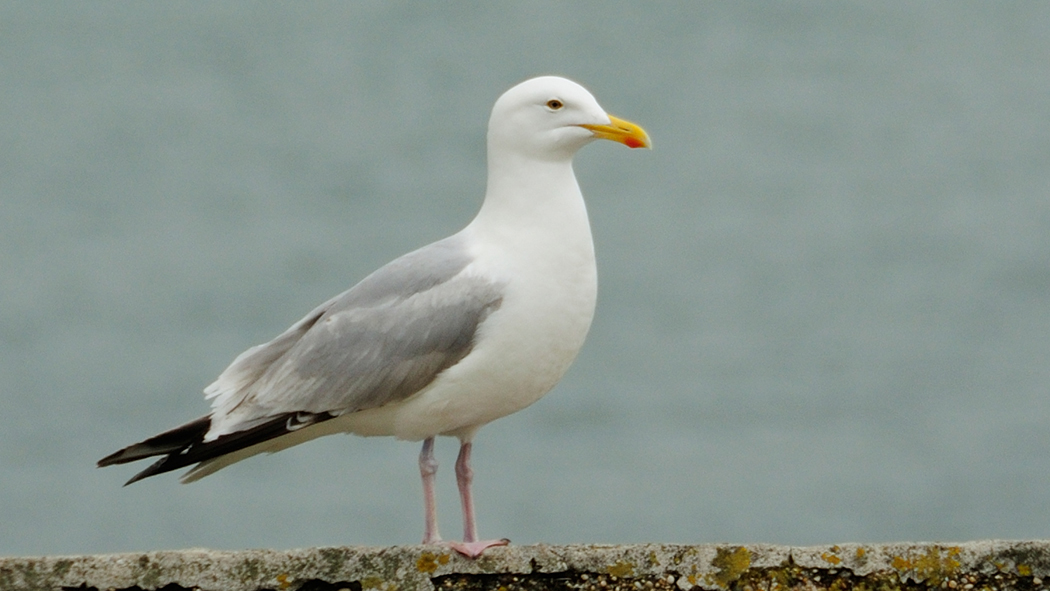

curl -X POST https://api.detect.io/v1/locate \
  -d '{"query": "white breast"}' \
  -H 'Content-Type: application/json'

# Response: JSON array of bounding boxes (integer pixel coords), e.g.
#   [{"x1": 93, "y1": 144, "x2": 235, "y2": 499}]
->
[{"x1": 345, "y1": 161, "x2": 598, "y2": 442}]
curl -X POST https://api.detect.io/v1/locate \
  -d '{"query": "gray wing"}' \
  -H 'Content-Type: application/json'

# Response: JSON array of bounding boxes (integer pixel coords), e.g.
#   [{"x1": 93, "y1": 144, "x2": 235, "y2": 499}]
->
[{"x1": 205, "y1": 234, "x2": 504, "y2": 436}]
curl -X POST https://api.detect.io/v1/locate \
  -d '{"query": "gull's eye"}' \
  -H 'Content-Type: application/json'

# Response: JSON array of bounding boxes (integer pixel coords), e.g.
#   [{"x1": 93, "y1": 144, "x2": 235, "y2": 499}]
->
[{"x1": 546, "y1": 99, "x2": 564, "y2": 111}]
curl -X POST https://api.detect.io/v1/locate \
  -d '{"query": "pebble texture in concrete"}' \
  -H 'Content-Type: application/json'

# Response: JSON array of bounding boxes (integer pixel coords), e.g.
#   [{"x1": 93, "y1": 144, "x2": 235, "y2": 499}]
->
[{"x1": 2, "y1": 541, "x2": 1049, "y2": 591}]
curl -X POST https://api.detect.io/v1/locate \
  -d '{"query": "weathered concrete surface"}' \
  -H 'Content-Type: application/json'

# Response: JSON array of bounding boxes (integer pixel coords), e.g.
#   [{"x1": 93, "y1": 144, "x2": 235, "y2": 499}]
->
[{"x1": 2, "y1": 541, "x2": 1049, "y2": 591}]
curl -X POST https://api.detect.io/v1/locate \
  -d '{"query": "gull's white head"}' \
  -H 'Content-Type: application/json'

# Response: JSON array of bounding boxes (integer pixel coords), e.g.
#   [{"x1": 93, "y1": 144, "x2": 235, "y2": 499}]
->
[{"x1": 487, "y1": 76, "x2": 651, "y2": 162}]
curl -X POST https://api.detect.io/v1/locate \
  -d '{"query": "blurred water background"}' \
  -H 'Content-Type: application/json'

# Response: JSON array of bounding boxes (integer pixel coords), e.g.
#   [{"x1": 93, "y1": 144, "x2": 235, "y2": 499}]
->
[{"x1": 2, "y1": 2, "x2": 1049, "y2": 557}]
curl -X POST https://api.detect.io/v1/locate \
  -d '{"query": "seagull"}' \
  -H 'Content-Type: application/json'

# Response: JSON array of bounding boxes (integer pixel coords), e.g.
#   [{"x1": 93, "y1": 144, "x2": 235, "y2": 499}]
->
[{"x1": 98, "y1": 76, "x2": 650, "y2": 558}]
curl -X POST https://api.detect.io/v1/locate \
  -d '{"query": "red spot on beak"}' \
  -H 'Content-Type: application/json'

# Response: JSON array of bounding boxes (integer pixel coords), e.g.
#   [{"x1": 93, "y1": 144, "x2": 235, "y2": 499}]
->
[{"x1": 624, "y1": 137, "x2": 645, "y2": 149}]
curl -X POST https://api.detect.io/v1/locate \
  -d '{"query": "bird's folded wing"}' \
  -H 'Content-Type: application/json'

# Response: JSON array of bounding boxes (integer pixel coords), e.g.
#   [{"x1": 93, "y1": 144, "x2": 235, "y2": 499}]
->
[{"x1": 205, "y1": 234, "x2": 505, "y2": 439}]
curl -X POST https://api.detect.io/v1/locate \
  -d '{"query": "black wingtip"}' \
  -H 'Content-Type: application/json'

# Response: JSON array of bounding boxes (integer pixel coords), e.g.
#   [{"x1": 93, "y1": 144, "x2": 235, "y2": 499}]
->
[
  {"x1": 123, "y1": 456, "x2": 170, "y2": 486},
  {"x1": 100, "y1": 411, "x2": 337, "y2": 485},
  {"x1": 98, "y1": 416, "x2": 212, "y2": 475},
  {"x1": 97, "y1": 449, "x2": 129, "y2": 468}
]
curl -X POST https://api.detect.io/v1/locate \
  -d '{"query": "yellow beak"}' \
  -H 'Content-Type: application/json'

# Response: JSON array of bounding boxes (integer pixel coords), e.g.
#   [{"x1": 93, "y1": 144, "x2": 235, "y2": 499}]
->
[{"x1": 579, "y1": 114, "x2": 651, "y2": 149}]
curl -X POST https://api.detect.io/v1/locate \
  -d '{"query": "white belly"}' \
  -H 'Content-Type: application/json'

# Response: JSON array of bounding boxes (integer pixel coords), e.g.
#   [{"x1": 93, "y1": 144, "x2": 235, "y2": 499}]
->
[{"x1": 343, "y1": 217, "x2": 598, "y2": 442}]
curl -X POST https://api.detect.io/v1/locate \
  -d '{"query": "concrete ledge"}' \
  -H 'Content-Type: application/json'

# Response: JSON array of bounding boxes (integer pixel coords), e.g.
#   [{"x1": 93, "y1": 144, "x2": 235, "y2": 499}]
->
[{"x1": 2, "y1": 541, "x2": 1049, "y2": 591}]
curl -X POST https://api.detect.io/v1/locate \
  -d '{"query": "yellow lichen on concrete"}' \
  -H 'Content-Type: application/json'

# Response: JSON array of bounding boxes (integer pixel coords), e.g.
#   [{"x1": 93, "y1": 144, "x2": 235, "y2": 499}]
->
[
  {"x1": 708, "y1": 546, "x2": 753, "y2": 588},
  {"x1": 889, "y1": 546, "x2": 962, "y2": 585},
  {"x1": 607, "y1": 560, "x2": 635, "y2": 578},
  {"x1": 821, "y1": 548, "x2": 843, "y2": 565},
  {"x1": 415, "y1": 551, "x2": 450, "y2": 574}
]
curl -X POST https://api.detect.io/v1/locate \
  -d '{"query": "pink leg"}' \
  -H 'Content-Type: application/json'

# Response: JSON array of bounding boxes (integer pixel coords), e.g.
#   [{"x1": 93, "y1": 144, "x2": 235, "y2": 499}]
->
[
  {"x1": 418, "y1": 437, "x2": 442, "y2": 544},
  {"x1": 445, "y1": 441, "x2": 509, "y2": 558}
]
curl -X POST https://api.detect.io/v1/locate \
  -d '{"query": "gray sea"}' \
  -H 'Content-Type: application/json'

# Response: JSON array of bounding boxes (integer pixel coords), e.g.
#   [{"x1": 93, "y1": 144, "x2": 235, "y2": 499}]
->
[{"x1": 2, "y1": 2, "x2": 1049, "y2": 557}]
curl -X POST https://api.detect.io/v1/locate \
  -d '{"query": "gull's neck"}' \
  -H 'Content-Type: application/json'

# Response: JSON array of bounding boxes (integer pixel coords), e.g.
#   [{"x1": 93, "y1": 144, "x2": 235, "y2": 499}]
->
[{"x1": 471, "y1": 152, "x2": 589, "y2": 239}]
